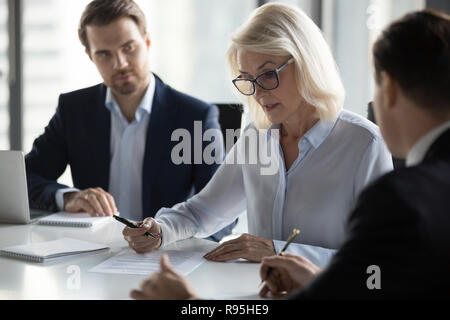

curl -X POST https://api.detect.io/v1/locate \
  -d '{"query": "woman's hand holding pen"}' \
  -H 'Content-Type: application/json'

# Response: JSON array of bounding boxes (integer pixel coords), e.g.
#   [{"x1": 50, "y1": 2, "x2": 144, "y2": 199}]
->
[
  {"x1": 122, "y1": 217, "x2": 162, "y2": 254},
  {"x1": 258, "y1": 254, "x2": 322, "y2": 298}
]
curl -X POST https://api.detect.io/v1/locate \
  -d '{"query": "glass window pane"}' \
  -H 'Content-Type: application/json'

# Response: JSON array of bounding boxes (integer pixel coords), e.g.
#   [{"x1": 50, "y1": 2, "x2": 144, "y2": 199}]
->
[
  {"x1": 0, "y1": 0, "x2": 8, "y2": 150},
  {"x1": 23, "y1": 0, "x2": 97, "y2": 185},
  {"x1": 327, "y1": 0, "x2": 424, "y2": 117},
  {"x1": 23, "y1": 0, "x2": 99, "y2": 154},
  {"x1": 136, "y1": 0, "x2": 256, "y2": 103}
]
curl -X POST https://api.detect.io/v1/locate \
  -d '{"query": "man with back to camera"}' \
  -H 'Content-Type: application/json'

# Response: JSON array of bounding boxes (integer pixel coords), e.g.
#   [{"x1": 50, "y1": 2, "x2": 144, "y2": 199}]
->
[
  {"x1": 129, "y1": 9, "x2": 450, "y2": 300},
  {"x1": 259, "y1": 8, "x2": 450, "y2": 299},
  {"x1": 25, "y1": 0, "x2": 236, "y2": 242}
]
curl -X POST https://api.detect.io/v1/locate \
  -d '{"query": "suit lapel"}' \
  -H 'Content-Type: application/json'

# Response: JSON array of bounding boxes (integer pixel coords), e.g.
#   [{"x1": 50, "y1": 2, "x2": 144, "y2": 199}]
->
[
  {"x1": 89, "y1": 84, "x2": 111, "y2": 190},
  {"x1": 142, "y1": 76, "x2": 179, "y2": 215}
]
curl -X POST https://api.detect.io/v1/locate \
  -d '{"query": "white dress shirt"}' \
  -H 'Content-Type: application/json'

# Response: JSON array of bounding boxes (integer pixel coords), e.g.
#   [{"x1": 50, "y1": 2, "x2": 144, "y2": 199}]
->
[
  {"x1": 106, "y1": 74, "x2": 155, "y2": 221},
  {"x1": 406, "y1": 120, "x2": 450, "y2": 167},
  {"x1": 155, "y1": 109, "x2": 393, "y2": 267},
  {"x1": 56, "y1": 74, "x2": 156, "y2": 221}
]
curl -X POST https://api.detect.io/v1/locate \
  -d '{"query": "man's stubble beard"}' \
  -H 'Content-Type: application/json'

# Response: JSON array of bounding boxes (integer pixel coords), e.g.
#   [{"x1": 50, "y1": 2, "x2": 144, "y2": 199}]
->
[
  {"x1": 113, "y1": 81, "x2": 138, "y2": 95},
  {"x1": 111, "y1": 70, "x2": 149, "y2": 96}
]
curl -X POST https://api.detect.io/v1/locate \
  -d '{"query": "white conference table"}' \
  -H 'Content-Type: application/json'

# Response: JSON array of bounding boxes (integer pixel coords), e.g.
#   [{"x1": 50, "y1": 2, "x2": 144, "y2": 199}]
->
[{"x1": 0, "y1": 219, "x2": 263, "y2": 300}]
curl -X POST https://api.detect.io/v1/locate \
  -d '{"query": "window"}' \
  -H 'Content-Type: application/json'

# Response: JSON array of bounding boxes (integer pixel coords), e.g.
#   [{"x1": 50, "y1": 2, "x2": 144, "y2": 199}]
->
[
  {"x1": 326, "y1": 0, "x2": 424, "y2": 117},
  {"x1": 23, "y1": 0, "x2": 100, "y2": 153},
  {"x1": 23, "y1": 0, "x2": 97, "y2": 185},
  {"x1": 22, "y1": 0, "x2": 256, "y2": 155},
  {"x1": 0, "y1": 0, "x2": 8, "y2": 150},
  {"x1": 267, "y1": 0, "x2": 424, "y2": 117},
  {"x1": 138, "y1": 0, "x2": 256, "y2": 103}
]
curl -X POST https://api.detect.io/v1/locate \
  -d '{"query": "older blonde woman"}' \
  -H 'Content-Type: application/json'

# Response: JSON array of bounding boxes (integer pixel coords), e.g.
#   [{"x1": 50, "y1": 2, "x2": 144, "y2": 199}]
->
[{"x1": 123, "y1": 3, "x2": 392, "y2": 271}]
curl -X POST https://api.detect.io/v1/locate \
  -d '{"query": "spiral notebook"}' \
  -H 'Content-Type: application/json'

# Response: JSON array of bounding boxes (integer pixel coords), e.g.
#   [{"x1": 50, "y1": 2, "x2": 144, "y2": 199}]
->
[
  {"x1": 37, "y1": 212, "x2": 110, "y2": 228},
  {"x1": 0, "y1": 238, "x2": 109, "y2": 263}
]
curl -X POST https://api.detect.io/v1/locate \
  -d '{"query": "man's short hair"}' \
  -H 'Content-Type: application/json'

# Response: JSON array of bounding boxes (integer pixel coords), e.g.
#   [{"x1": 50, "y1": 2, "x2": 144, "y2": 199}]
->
[
  {"x1": 78, "y1": 0, "x2": 147, "y2": 53},
  {"x1": 373, "y1": 9, "x2": 450, "y2": 110}
]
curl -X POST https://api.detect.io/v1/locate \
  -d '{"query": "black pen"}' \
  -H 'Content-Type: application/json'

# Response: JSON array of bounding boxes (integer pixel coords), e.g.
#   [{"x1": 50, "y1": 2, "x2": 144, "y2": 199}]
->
[
  {"x1": 259, "y1": 228, "x2": 300, "y2": 287},
  {"x1": 112, "y1": 215, "x2": 159, "y2": 240}
]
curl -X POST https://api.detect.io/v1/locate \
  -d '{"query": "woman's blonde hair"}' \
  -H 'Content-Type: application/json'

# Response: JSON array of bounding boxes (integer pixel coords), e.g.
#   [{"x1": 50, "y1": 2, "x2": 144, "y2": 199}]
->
[{"x1": 227, "y1": 3, "x2": 345, "y2": 129}]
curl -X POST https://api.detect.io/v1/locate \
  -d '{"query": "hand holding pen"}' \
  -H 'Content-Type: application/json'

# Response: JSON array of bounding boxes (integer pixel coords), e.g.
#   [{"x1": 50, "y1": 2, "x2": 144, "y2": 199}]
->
[
  {"x1": 113, "y1": 215, "x2": 159, "y2": 239},
  {"x1": 258, "y1": 228, "x2": 300, "y2": 287},
  {"x1": 115, "y1": 215, "x2": 162, "y2": 254},
  {"x1": 258, "y1": 229, "x2": 323, "y2": 298}
]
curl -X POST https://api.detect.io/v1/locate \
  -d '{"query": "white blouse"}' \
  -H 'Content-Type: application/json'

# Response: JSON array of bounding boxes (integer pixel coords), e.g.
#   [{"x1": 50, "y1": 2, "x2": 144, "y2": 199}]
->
[{"x1": 155, "y1": 110, "x2": 393, "y2": 267}]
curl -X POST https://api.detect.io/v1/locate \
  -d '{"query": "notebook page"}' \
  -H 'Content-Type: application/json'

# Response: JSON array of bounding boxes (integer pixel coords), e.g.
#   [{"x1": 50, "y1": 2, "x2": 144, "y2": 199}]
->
[
  {"x1": 0, "y1": 238, "x2": 109, "y2": 260},
  {"x1": 38, "y1": 212, "x2": 110, "y2": 227}
]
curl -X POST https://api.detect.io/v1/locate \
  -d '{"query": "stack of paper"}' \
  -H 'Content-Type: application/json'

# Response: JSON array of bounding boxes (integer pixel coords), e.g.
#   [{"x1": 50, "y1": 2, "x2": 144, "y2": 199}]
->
[{"x1": 0, "y1": 238, "x2": 109, "y2": 263}]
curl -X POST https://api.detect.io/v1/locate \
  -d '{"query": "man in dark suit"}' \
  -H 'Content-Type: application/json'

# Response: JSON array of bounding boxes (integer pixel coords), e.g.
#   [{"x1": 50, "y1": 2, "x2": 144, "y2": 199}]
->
[
  {"x1": 25, "y1": 0, "x2": 235, "y2": 241},
  {"x1": 258, "y1": 9, "x2": 450, "y2": 299},
  {"x1": 127, "y1": 9, "x2": 450, "y2": 299}
]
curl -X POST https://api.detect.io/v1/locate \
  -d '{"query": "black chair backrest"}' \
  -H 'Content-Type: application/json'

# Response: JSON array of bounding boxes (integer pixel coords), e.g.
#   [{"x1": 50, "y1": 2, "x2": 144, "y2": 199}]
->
[{"x1": 215, "y1": 103, "x2": 243, "y2": 153}]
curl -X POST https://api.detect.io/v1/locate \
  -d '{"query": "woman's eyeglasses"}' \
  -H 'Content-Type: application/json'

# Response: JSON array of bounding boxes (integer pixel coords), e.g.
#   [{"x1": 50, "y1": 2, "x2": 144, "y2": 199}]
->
[{"x1": 232, "y1": 58, "x2": 294, "y2": 96}]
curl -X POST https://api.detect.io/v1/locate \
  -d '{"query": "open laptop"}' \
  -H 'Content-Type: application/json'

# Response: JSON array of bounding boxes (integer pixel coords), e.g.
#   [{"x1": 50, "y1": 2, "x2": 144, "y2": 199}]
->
[{"x1": 0, "y1": 151, "x2": 49, "y2": 224}]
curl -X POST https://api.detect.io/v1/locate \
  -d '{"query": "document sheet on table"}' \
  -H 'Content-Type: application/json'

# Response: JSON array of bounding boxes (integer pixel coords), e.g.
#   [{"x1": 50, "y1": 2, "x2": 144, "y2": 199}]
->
[{"x1": 89, "y1": 248, "x2": 206, "y2": 276}]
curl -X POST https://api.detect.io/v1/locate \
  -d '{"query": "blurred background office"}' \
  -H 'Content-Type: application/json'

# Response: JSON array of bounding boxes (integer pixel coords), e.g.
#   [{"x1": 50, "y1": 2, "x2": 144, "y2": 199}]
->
[{"x1": 1, "y1": 0, "x2": 449, "y2": 181}]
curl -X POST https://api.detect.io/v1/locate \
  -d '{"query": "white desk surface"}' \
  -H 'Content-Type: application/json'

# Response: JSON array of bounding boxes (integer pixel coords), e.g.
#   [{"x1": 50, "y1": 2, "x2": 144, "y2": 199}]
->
[{"x1": 0, "y1": 219, "x2": 262, "y2": 300}]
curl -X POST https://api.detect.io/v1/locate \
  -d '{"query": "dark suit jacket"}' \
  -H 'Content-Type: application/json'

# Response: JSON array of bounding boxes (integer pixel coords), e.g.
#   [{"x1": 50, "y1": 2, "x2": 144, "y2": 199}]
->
[
  {"x1": 25, "y1": 75, "x2": 235, "y2": 241},
  {"x1": 291, "y1": 128, "x2": 450, "y2": 299}
]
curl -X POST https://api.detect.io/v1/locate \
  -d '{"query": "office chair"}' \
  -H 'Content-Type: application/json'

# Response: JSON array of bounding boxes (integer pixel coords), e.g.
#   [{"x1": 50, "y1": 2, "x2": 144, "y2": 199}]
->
[
  {"x1": 213, "y1": 103, "x2": 243, "y2": 234},
  {"x1": 215, "y1": 103, "x2": 243, "y2": 154}
]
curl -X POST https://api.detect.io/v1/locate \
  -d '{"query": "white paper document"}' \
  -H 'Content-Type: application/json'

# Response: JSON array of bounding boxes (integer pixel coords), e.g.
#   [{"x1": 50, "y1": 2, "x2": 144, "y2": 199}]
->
[{"x1": 89, "y1": 248, "x2": 206, "y2": 276}]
